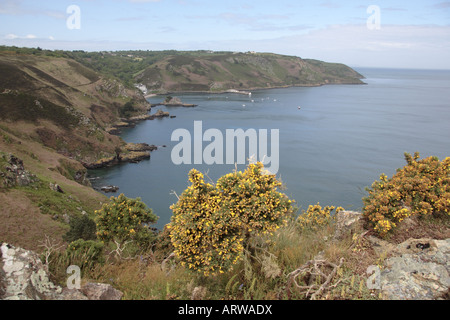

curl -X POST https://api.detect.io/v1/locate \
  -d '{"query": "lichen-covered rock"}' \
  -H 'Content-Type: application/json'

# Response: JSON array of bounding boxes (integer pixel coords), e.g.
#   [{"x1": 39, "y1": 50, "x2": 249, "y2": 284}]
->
[
  {"x1": 1, "y1": 154, "x2": 38, "y2": 188},
  {"x1": 333, "y1": 210, "x2": 364, "y2": 240},
  {"x1": 380, "y1": 238, "x2": 450, "y2": 300},
  {"x1": 0, "y1": 243, "x2": 62, "y2": 300},
  {"x1": 0, "y1": 243, "x2": 123, "y2": 300}
]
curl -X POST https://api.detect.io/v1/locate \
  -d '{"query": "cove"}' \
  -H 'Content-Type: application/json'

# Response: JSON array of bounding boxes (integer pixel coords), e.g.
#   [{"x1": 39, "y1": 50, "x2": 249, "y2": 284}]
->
[{"x1": 89, "y1": 68, "x2": 450, "y2": 230}]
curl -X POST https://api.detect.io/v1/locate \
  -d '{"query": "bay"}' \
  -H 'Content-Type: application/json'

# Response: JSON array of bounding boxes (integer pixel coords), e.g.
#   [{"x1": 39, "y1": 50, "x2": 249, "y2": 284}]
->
[{"x1": 89, "y1": 68, "x2": 450, "y2": 229}]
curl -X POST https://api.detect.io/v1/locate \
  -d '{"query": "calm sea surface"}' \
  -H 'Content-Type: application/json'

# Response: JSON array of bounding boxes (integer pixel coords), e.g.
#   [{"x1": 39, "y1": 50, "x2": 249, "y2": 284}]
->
[{"x1": 89, "y1": 68, "x2": 450, "y2": 229}]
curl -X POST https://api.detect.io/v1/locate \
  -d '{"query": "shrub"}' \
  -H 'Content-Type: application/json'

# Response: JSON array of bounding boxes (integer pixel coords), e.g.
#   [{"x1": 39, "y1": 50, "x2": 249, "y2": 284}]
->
[
  {"x1": 168, "y1": 162, "x2": 293, "y2": 276},
  {"x1": 66, "y1": 239, "x2": 104, "y2": 268},
  {"x1": 95, "y1": 194, "x2": 159, "y2": 249},
  {"x1": 363, "y1": 152, "x2": 450, "y2": 236},
  {"x1": 120, "y1": 101, "x2": 135, "y2": 118},
  {"x1": 63, "y1": 214, "x2": 97, "y2": 243},
  {"x1": 297, "y1": 203, "x2": 344, "y2": 231}
]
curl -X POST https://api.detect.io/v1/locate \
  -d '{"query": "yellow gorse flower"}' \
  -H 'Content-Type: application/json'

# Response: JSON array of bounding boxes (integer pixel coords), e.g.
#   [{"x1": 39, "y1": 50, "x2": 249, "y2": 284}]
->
[
  {"x1": 363, "y1": 152, "x2": 450, "y2": 237},
  {"x1": 169, "y1": 162, "x2": 293, "y2": 276}
]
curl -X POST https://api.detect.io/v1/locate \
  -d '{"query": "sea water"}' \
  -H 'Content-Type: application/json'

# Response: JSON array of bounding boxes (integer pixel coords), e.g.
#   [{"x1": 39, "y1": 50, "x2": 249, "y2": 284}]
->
[{"x1": 89, "y1": 68, "x2": 450, "y2": 229}]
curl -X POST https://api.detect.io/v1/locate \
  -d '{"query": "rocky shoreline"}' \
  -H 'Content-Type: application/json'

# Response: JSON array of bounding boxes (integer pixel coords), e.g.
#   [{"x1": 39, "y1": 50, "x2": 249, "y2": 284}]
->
[
  {"x1": 82, "y1": 143, "x2": 160, "y2": 170},
  {"x1": 105, "y1": 109, "x2": 170, "y2": 135},
  {"x1": 150, "y1": 96, "x2": 197, "y2": 108}
]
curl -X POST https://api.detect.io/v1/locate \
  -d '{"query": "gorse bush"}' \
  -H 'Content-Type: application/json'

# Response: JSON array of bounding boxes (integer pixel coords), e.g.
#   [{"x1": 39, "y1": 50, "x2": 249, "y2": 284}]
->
[
  {"x1": 297, "y1": 203, "x2": 344, "y2": 231},
  {"x1": 95, "y1": 194, "x2": 159, "y2": 247},
  {"x1": 169, "y1": 162, "x2": 293, "y2": 276},
  {"x1": 363, "y1": 152, "x2": 450, "y2": 236}
]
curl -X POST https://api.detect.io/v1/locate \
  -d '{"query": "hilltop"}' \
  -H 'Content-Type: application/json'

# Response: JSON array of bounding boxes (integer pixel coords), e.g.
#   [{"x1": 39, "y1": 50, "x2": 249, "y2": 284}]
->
[
  {"x1": 66, "y1": 49, "x2": 364, "y2": 94},
  {"x1": 132, "y1": 51, "x2": 364, "y2": 93}
]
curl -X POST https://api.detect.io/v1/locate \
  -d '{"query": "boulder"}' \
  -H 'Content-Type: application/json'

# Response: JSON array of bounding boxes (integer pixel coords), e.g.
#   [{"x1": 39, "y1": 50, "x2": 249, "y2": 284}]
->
[
  {"x1": 80, "y1": 283, "x2": 123, "y2": 300},
  {"x1": 0, "y1": 243, "x2": 123, "y2": 300},
  {"x1": 49, "y1": 182, "x2": 64, "y2": 193},
  {"x1": 379, "y1": 238, "x2": 450, "y2": 300},
  {"x1": 333, "y1": 210, "x2": 364, "y2": 240},
  {"x1": 0, "y1": 243, "x2": 62, "y2": 300},
  {"x1": 101, "y1": 185, "x2": 119, "y2": 193}
]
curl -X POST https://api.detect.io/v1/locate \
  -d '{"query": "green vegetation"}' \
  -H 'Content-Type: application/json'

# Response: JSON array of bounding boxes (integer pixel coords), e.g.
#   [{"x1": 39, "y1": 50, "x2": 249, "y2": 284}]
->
[
  {"x1": 363, "y1": 152, "x2": 450, "y2": 237},
  {"x1": 0, "y1": 91, "x2": 79, "y2": 127},
  {"x1": 297, "y1": 203, "x2": 344, "y2": 231},
  {"x1": 0, "y1": 46, "x2": 447, "y2": 300},
  {"x1": 63, "y1": 215, "x2": 97, "y2": 243},
  {"x1": 95, "y1": 193, "x2": 159, "y2": 255},
  {"x1": 168, "y1": 163, "x2": 293, "y2": 276},
  {"x1": 2, "y1": 154, "x2": 448, "y2": 300},
  {"x1": 0, "y1": 46, "x2": 364, "y2": 92},
  {"x1": 119, "y1": 101, "x2": 136, "y2": 118}
]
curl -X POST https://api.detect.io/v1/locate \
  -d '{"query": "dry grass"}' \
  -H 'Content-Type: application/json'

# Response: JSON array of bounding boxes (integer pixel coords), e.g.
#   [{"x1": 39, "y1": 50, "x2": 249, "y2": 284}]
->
[
  {"x1": 388, "y1": 213, "x2": 450, "y2": 244},
  {"x1": 0, "y1": 189, "x2": 67, "y2": 251}
]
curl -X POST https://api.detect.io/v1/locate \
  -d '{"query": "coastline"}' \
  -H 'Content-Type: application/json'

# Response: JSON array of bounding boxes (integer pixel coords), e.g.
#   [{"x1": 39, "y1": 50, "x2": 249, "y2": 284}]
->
[{"x1": 146, "y1": 80, "x2": 366, "y2": 97}]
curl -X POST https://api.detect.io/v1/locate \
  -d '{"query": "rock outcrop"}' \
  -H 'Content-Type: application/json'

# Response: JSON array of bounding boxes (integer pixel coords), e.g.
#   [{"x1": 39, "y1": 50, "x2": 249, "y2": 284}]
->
[
  {"x1": 1, "y1": 154, "x2": 38, "y2": 188},
  {"x1": 333, "y1": 210, "x2": 364, "y2": 240},
  {"x1": 148, "y1": 109, "x2": 170, "y2": 119},
  {"x1": 0, "y1": 243, "x2": 123, "y2": 300},
  {"x1": 124, "y1": 143, "x2": 158, "y2": 153},
  {"x1": 333, "y1": 211, "x2": 449, "y2": 300},
  {"x1": 379, "y1": 238, "x2": 450, "y2": 300},
  {"x1": 161, "y1": 97, "x2": 197, "y2": 107}
]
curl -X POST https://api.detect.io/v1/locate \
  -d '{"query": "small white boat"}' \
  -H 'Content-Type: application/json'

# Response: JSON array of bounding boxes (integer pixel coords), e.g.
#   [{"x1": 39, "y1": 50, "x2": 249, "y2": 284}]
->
[{"x1": 298, "y1": 106, "x2": 301, "y2": 110}]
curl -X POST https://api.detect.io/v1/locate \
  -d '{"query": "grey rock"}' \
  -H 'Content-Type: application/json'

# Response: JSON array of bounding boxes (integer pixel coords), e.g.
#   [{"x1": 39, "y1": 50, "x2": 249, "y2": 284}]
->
[
  {"x1": 0, "y1": 243, "x2": 123, "y2": 300},
  {"x1": 379, "y1": 238, "x2": 450, "y2": 300},
  {"x1": 80, "y1": 282, "x2": 123, "y2": 300},
  {"x1": 0, "y1": 243, "x2": 62, "y2": 300},
  {"x1": 49, "y1": 182, "x2": 64, "y2": 193},
  {"x1": 333, "y1": 210, "x2": 364, "y2": 240}
]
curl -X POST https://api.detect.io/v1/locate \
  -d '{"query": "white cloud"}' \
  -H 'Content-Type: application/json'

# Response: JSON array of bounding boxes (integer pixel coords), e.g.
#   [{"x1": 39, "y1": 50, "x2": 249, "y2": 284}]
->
[
  {"x1": 271, "y1": 24, "x2": 450, "y2": 69},
  {"x1": 4, "y1": 33, "x2": 19, "y2": 39},
  {"x1": 25, "y1": 34, "x2": 37, "y2": 39},
  {"x1": 1, "y1": 24, "x2": 448, "y2": 70}
]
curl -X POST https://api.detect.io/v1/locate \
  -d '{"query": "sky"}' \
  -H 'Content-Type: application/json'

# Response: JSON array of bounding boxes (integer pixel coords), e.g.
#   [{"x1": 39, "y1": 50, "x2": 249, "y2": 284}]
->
[{"x1": 1, "y1": 0, "x2": 449, "y2": 69}]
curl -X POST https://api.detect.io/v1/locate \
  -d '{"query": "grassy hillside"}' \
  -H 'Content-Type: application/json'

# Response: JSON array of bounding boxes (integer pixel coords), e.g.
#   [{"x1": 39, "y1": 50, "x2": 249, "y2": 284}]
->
[
  {"x1": 0, "y1": 49, "x2": 152, "y2": 250},
  {"x1": 133, "y1": 51, "x2": 365, "y2": 93},
  {"x1": 1, "y1": 47, "x2": 448, "y2": 302},
  {"x1": 0, "y1": 47, "x2": 363, "y2": 252}
]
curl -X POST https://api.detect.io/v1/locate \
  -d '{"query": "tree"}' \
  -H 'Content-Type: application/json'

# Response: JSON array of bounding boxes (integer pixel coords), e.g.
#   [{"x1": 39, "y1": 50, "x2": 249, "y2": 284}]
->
[
  {"x1": 168, "y1": 162, "x2": 293, "y2": 276},
  {"x1": 95, "y1": 194, "x2": 158, "y2": 257}
]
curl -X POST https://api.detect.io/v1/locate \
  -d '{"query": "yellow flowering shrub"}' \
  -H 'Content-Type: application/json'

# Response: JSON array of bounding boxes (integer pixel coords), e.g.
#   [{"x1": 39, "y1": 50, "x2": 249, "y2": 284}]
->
[
  {"x1": 297, "y1": 203, "x2": 344, "y2": 230},
  {"x1": 95, "y1": 193, "x2": 159, "y2": 246},
  {"x1": 169, "y1": 162, "x2": 293, "y2": 276},
  {"x1": 363, "y1": 152, "x2": 450, "y2": 237}
]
